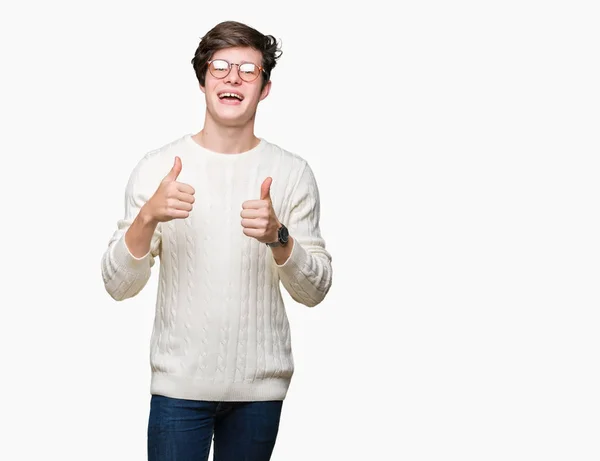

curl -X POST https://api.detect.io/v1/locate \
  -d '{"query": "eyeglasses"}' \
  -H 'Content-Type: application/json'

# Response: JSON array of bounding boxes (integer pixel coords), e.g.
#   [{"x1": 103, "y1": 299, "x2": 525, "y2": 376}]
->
[{"x1": 207, "y1": 59, "x2": 264, "y2": 83}]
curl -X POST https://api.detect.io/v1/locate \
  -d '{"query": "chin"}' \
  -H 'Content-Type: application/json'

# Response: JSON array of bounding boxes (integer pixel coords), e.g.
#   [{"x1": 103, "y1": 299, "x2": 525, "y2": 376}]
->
[
  {"x1": 217, "y1": 113, "x2": 248, "y2": 127},
  {"x1": 210, "y1": 106, "x2": 254, "y2": 127}
]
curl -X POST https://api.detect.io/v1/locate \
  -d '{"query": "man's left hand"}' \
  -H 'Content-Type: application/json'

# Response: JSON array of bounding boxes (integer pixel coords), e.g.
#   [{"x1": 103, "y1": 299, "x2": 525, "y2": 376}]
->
[{"x1": 241, "y1": 177, "x2": 281, "y2": 244}]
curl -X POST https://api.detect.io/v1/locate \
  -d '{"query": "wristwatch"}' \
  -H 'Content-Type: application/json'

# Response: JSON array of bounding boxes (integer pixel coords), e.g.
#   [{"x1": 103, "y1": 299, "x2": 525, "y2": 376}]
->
[{"x1": 266, "y1": 224, "x2": 289, "y2": 247}]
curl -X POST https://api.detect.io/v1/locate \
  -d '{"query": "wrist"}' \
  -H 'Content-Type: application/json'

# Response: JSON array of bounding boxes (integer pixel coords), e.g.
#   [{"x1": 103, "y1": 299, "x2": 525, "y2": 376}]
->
[
  {"x1": 270, "y1": 236, "x2": 294, "y2": 265},
  {"x1": 139, "y1": 205, "x2": 158, "y2": 227},
  {"x1": 266, "y1": 222, "x2": 289, "y2": 247}
]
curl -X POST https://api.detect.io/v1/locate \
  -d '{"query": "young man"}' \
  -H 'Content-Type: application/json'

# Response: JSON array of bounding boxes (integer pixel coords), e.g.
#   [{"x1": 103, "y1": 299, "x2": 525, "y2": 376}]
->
[{"x1": 100, "y1": 20, "x2": 333, "y2": 461}]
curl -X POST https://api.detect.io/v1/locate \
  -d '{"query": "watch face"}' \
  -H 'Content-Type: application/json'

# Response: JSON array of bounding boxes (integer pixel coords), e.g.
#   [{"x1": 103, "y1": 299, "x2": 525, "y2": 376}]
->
[{"x1": 279, "y1": 225, "x2": 289, "y2": 243}]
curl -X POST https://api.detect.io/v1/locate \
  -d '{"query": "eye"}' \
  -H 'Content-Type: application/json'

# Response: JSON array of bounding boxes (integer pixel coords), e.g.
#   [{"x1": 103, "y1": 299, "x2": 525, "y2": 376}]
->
[
  {"x1": 211, "y1": 59, "x2": 229, "y2": 71},
  {"x1": 239, "y1": 63, "x2": 257, "y2": 74}
]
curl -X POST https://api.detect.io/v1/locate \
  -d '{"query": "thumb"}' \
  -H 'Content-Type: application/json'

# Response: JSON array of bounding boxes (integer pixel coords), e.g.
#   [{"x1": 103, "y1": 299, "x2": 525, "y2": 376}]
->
[
  {"x1": 260, "y1": 177, "x2": 272, "y2": 201},
  {"x1": 164, "y1": 156, "x2": 182, "y2": 182}
]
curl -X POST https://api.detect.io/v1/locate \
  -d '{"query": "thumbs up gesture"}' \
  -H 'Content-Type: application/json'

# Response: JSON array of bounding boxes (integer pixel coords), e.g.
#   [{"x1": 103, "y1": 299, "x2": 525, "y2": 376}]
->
[
  {"x1": 144, "y1": 156, "x2": 196, "y2": 223},
  {"x1": 241, "y1": 177, "x2": 281, "y2": 243}
]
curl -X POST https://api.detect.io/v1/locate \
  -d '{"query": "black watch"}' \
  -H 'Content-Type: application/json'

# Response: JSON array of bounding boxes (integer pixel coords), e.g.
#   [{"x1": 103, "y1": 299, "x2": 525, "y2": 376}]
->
[{"x1": 266, "y1": 224, "x2": 289, "y2": 247}]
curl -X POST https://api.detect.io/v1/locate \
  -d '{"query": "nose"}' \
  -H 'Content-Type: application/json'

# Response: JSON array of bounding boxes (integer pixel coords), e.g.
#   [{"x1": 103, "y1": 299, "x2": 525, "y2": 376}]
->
[{"x1": 225, "y1": 64, "x2": 242, "y2": 85}]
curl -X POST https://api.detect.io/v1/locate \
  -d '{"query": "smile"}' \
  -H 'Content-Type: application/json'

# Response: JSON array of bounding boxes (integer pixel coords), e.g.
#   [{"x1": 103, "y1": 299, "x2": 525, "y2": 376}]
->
[{"x1": 218, "y1": 92, "x2": 244, "y2": 101}]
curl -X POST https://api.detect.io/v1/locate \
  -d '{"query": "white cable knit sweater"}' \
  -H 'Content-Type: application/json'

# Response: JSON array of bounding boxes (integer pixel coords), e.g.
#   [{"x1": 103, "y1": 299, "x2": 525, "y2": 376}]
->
[{"x1": 101, "y1": 134, "x2": 333, "y2": 402}]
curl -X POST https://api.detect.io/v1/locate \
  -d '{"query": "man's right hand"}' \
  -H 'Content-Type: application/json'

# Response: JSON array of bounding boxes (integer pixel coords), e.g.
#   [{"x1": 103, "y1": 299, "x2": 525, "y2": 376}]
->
[{"x1": 143, "y1": 156, "x2": 196, "y2": 223}]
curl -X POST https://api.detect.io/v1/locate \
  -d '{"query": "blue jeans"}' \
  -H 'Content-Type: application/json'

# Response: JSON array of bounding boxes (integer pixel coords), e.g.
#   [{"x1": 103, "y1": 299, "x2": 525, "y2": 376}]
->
[{"x1": 147, "y1": 394, "x2": 284, "y2": 461}]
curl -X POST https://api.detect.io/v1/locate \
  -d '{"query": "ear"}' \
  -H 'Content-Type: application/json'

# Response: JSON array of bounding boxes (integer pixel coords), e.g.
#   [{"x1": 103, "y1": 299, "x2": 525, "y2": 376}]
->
[
  {"x1": 199, "y1": 82, "x2": 206, "y2": 94},
  {"x1": 259, "y1": 80, "x2": 272, "y2": 101}
]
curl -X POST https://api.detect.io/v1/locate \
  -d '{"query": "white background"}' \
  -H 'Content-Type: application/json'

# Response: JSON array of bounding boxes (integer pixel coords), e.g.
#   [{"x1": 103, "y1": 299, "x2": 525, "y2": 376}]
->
[{"x1": 1, "y1": 1, "x2": 599, "y2": 460}]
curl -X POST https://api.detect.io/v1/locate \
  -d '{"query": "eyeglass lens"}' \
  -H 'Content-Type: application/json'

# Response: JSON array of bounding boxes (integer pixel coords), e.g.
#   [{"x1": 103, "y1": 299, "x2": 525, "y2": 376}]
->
[{"x1": 209, "y1": 60, "x2": 260, "y2": 82}]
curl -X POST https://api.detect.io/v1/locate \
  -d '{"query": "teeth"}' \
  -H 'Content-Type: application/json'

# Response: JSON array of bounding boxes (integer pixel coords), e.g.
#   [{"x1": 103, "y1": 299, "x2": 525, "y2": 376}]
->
[{"x1": 219, "y1": 92, "x2": 243, "y2": 100}]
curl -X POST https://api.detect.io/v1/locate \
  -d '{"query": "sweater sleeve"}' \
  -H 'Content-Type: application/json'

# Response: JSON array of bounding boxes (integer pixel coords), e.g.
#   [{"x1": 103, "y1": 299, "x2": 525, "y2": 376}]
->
[
  {"x1": 101, "y1": 156, "x2": 163, "y2": 301},
  {"x1": 274, "y1": 162, "x2": 333, "y2": 307}
]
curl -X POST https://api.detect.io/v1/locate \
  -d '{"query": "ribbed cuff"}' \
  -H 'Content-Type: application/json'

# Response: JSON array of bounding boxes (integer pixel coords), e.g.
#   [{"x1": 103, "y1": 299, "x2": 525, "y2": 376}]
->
[
  {"x1": 111, "y1": 233, "x2": 152, "y2": 275},
  {"x1": 274, "y1": 238, "x2": 308, "y2": 276}
]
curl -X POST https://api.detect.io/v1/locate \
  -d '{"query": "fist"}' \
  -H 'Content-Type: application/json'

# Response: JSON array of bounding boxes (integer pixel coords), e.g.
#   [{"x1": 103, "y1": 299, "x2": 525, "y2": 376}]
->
[
  {"x1": 241, "y1": 177, "x2": 280, "y2": 243},
  {"x1": 144, "y1": 156, "x2": 195, "y2": 222}
]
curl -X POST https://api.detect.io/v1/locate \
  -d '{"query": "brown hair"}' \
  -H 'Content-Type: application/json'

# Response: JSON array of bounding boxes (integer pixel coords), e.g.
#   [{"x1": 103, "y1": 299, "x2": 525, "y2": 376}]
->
[{"x1": 191, "y1": 21, "x2": 282, "y2": 90}]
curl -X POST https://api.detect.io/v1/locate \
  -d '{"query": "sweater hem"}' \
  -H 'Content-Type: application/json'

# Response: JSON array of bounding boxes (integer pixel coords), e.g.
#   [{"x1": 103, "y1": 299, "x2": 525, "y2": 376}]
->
[{"x1": 150, "y1": 372, "x2": 291, "y2": 402}]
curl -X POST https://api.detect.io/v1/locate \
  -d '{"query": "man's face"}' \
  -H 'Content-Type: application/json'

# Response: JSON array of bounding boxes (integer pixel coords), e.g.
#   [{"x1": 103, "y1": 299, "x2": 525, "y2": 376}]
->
[{"x1": 201, "y1": 46, "x2": 271, "y2": 127}]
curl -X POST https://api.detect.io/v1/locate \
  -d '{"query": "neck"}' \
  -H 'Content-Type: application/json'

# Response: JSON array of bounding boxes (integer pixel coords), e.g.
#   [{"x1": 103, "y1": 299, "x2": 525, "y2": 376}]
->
[{"x1": 193, "y1": 112, "x2": 260, "y2": 154}]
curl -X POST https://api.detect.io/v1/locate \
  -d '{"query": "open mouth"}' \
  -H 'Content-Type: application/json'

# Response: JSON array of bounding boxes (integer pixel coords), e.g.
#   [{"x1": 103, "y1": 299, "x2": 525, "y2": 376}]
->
[{"x1": 218, "y1": 92, "x2": 244, "y2": 102}]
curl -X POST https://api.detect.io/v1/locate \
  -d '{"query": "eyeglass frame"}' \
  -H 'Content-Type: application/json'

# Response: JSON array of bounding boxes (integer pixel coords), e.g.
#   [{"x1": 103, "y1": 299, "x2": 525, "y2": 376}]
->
[{"x1": 207, "y1": 59, "x2": 265, "y2": 82}]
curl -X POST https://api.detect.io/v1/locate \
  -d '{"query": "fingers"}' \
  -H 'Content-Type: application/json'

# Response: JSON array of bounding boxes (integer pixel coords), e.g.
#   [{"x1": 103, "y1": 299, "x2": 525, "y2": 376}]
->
[
  {"x1": 242, "y1": 199, "x2": 269, "y2": 209},
  {"x1": 241, "y1": 218, "x2": 267, "y2": 229},
  {"x1": 167, "y1": 198, "x2": 193, "y2": 213},
  {"x1": 162, "y1": 157, "x2": 196, "y2": 198},
  {"x1": 176, "y1": 182, "x2": 196, "y2": 195},
  {"x1": 260, "y1": 177, "x2": 272, "y2": 201},
  {"x1": 175, "y1": 190, "x2": 195, "y2": 204},
  {"x1": 242, "y1": 227, "x2": 262, "y2": 238},
  {"x1": 168, "y1": 209, "x2": 190, "y2": 219},
  {"x1": 164, "y1": 156, "x2": 182, "y2": 181},
  {"x1": 240, "y1": 208, "x2": 265, "y2": 219}
]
